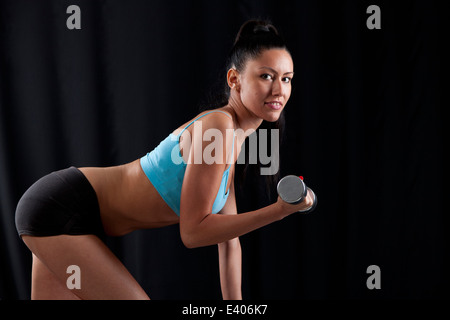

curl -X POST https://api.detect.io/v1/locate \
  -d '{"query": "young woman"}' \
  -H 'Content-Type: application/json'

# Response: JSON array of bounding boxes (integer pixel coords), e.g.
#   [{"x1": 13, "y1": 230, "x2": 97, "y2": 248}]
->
[{"x1": 15, "y1": 20, "x2": 314, "y2": 300}]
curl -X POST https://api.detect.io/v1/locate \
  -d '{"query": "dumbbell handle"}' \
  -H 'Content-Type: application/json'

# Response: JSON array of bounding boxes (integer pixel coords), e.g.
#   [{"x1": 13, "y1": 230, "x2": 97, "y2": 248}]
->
[{"x1": 277, "y1": 175, "x2": 318, "y2": 214}]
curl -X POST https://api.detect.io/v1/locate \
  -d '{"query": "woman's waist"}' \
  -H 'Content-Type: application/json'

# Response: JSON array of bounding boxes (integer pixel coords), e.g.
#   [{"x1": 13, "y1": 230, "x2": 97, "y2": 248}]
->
[{"x1": 79, "y1": 160, "x2": 179, "y2": 235}]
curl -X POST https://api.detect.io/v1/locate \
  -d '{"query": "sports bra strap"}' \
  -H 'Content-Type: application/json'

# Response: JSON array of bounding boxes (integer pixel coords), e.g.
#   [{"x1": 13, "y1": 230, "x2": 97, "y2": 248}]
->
[
  {"x1": 178, "y1": 110, "x2": 232, "y2": 137},
  {"x1": 179, "y1": 110, "x2": 235, "y2": 169}
]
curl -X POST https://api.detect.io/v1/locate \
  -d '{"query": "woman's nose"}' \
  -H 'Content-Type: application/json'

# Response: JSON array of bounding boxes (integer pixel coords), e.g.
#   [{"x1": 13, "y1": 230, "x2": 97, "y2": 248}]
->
[{"x1": 272, "y1": 78, "x2": 283, "y2": 97}]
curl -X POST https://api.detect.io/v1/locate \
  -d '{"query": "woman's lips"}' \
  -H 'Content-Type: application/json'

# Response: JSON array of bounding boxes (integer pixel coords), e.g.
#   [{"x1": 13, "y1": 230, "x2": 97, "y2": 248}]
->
[{"x1": 265, "y1": 101, "x2": 283, "y2": 110}]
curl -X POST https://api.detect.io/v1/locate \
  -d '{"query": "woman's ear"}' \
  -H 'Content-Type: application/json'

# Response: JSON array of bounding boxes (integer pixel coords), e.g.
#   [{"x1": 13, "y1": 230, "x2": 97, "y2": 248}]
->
[{"x1": 227, "y1": 68, "x2": 240, "y2": 92}]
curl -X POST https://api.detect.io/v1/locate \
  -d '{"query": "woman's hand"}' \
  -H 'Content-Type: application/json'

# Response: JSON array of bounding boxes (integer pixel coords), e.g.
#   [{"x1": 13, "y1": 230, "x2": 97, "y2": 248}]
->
[{"x1": 275, "y1": 191, "x2": 315, "y2": 218}]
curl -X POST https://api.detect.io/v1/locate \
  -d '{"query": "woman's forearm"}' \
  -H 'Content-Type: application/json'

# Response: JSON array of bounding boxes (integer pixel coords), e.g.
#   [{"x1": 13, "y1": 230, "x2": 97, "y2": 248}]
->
[
  {"x1": 218, "y1": 238, "x2": 242, "y2": 300},
  {"x1": 181, "y1": 202, "x2": 284, "y2": 248}
]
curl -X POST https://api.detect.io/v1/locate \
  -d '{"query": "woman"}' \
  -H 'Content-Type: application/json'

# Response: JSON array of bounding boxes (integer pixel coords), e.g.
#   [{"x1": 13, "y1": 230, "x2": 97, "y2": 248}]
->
[{"x1": 15, "y1": 20, "x2": 314, "y2": 300}]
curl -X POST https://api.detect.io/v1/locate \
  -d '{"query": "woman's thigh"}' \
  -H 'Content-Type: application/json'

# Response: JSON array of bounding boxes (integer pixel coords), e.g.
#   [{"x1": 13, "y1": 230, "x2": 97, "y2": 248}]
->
[
  {"x1": 22, "y1": 234, "x2": 150, "y2": 300},
  {"x1": 31, "y1": 254, "x2": 81, "y2": 300}
]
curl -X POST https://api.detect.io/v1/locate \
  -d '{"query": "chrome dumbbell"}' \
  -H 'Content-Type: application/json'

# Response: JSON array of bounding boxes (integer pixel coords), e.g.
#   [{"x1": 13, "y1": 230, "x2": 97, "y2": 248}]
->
[{"x1": 277, "y1": 175, "x2": 317, "y2": 214}]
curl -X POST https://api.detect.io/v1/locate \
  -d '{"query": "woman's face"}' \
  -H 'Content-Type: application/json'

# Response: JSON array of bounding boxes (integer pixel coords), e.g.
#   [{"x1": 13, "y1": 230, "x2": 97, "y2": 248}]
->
[{"x1": 237, "y1": 49, "x2": 294, "y2": 122}]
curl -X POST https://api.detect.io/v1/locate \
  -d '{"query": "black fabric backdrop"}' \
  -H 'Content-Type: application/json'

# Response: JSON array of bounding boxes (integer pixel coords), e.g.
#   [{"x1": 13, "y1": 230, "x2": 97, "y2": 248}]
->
[{"x1": 0, "y1": 0, "x2": 447, "y2": 300}]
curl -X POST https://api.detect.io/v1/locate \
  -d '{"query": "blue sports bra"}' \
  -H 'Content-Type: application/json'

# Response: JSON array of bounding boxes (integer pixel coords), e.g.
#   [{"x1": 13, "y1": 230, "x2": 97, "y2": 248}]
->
[{"x1": 140, "y1": 110, "x2": 235, "y2": 216}]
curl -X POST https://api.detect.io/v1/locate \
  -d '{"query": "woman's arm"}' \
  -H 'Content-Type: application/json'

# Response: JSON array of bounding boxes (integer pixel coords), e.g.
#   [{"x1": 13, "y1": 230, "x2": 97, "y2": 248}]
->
[
  {"x1": 181, "y1": 197, "x2": 301, "y2": 248},
  {"x1": 179, "y1": 112, "x2": 313, "y2": 248},
  {"x1": 217, "y1": 180, "x2": 242, "y2": 300}
]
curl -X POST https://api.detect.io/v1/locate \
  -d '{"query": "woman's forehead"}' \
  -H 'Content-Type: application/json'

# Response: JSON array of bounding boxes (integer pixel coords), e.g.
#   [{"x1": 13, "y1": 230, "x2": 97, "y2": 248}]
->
[{"x1": 247, "y1": 49, "x2": 294, "y2": 73}]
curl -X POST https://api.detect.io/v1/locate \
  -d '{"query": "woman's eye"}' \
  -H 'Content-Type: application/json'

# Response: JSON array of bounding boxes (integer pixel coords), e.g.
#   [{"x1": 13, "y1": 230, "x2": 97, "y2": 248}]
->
[
  {"x1": 261, "y1": 74, "x2": 273, "y2": 80},
  {"x1": 282, "y1": 77, "x2": 292, "y2": 83}
]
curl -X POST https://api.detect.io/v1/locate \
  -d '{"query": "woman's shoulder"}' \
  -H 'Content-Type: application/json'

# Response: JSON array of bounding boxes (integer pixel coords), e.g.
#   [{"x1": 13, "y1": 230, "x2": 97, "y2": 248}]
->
[
  {"x1": 173, "y1": 108, "x2": 235, "y2": 136},
  {"x1": 199, "y1": 108, "x2": 234, "y2": 128}
]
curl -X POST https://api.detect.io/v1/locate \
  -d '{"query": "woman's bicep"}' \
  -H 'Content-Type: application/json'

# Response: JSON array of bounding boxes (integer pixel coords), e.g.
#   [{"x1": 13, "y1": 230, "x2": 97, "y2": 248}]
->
[
  {"x1": 179, "y1": 115, "x2": 233, "y2": 225},
  {"x1": 180, "y1": 161, "x2": 226, "y2": 222},
  {"x1": 179, "y1": 155, "x2": 229, "y2": 248},
  {"x1": 178, "y1": 113, "x2": 236, "y2": 247}
]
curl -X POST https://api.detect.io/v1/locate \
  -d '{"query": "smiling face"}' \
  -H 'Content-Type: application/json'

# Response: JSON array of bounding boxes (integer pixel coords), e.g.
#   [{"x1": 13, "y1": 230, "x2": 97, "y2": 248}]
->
[{"x1": 232, "y1": 49, "x2": 294, "y2": 122}]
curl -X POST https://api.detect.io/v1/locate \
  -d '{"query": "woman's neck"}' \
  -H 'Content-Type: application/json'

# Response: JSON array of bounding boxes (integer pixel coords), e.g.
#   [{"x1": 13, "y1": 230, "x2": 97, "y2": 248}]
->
[{"x1": 222, "y1": 95, "x2": 263, "y2": 137}]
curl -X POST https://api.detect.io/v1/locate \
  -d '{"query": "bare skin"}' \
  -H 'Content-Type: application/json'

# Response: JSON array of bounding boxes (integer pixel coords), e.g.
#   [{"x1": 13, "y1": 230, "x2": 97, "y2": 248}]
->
[{"x1": 22, "y1": 49, "x2": 314, "y2": 300}]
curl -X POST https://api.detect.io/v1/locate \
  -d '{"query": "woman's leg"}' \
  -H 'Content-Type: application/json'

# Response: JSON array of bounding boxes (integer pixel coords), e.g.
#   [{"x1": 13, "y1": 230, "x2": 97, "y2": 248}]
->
[
  {"x1": 31, "y1": 254, "x2": 81, "y2": 300},
  {"x1": 22, "y1": 234, "x2": 150, "y2": 300}
]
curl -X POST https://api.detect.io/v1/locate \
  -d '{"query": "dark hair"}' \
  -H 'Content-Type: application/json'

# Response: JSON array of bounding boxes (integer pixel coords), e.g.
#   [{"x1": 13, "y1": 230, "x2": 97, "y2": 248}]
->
[
  {"x1": 228, "y1": 20, "x2": 288, "y2": 73},
  {"x1": 202, "y1": 19, "x2": 290, "y2": 201}
]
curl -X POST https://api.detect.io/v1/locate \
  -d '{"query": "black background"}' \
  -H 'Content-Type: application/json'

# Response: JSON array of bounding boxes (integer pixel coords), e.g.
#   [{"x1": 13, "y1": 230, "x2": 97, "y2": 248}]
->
[{"x1": 0, "y1": 0, "x2": 448, "y2": 300}]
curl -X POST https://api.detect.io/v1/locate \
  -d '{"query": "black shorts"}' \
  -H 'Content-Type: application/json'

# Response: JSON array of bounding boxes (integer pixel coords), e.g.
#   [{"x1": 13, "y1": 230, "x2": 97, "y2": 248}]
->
[{"x1": 15, "y1": 167, "x2": 105, "y2": 239}]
